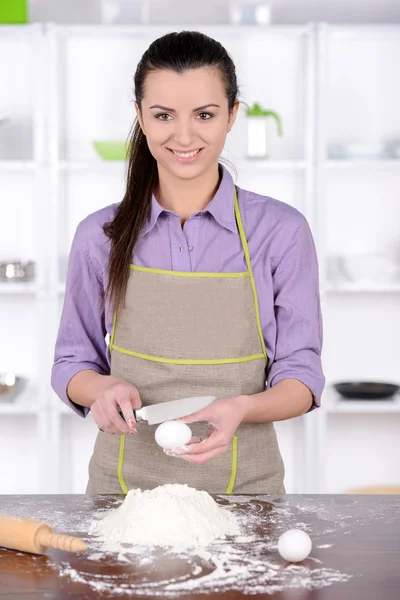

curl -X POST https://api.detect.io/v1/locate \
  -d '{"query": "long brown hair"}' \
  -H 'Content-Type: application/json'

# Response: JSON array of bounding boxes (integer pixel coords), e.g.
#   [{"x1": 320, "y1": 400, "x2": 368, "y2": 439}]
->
[{"x1": 103, "y1": 31, "x2": 239, "y2": 312}]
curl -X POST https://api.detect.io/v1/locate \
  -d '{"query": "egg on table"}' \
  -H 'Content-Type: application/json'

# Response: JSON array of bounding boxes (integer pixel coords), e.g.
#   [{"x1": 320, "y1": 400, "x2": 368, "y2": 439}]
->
[
  {"x1": 155, "y1": 420, "x2": 192, "y2": 450},
  {"x1": 277, "y1": 529, "x2": 312, "y2": 562}
]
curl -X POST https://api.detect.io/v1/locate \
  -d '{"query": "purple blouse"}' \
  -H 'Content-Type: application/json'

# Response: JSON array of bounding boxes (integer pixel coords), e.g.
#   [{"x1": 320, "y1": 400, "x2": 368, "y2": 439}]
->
[{"x1": 52, "y1": 165, "x2": 325, "y2": 416}]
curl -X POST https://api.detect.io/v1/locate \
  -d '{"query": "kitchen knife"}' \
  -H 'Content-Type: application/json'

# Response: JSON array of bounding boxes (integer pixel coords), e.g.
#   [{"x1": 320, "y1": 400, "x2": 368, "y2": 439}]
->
[{"x1": 120, "y1": 395, "x2": 216, "y2": 426}]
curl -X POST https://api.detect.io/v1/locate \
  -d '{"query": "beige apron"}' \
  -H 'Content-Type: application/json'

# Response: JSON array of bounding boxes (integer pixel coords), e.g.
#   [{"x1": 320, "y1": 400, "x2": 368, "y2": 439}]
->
[{"x1": 87, "y1": 188, "x2": 285, "y2": 495}]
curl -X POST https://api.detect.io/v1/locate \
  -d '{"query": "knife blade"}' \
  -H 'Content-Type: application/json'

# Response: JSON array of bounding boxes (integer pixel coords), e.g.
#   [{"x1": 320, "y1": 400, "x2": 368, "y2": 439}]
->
[{"x1": 133, "y1": 395, "x2": 216, "y2": 425}]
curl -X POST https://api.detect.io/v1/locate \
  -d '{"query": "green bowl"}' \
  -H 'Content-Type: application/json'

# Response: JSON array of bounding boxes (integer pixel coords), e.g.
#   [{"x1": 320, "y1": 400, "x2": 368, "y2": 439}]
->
[{"x1": 92, "y1": 140, "x2": 128, "y2": 161}]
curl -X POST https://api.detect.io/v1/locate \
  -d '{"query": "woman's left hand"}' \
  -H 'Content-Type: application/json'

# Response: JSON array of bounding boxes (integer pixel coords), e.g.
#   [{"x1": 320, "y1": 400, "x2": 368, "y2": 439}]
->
[{"x1": 164, "y1": 396, "x2": 248, "y2": 464}]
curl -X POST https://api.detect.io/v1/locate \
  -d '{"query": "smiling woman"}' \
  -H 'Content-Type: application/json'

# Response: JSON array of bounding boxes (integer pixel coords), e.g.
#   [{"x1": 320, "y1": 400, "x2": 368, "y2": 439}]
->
[
  {"x1": 52, "y1": 31, "x2": 325, "y2": 496},
  {"x1": 139, "y1": 67, "x2": 236, "y2": 186},
  {"x1": 103, "y1": 31, "x2": 240, "y2": 309},
  {"x1": 136, "y1": 65, "x2": 239, "y2": 223}
]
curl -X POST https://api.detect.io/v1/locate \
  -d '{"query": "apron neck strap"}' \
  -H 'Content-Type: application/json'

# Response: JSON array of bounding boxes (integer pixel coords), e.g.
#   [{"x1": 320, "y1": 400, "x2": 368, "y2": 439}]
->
[{"x1": 233, "y1": 186, "x2": 267, "y2": 361}]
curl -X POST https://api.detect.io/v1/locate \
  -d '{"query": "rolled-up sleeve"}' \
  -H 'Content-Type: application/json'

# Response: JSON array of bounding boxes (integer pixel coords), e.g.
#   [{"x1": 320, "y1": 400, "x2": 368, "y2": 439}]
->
[
  {"x1": 267, "y1": 217, "x2": 325, "y2": 409},
  {"x1": 51, "y1": 221, "x2": 109, "y2": 417}
]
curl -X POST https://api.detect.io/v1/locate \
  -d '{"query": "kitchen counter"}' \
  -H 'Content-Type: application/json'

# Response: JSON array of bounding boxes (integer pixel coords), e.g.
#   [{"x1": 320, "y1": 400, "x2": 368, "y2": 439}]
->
[{"x1": 0, "y1": 493, "x2": 399, "y2": 599}]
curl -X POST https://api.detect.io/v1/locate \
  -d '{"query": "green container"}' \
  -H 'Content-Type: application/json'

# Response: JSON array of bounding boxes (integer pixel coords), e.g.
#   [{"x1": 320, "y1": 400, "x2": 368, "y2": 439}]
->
[
  {"x1": 246, "y1": 103, "x2": 283, "y2": 136},
  {"x1": 0, "y1": 0, "x2": 29, "y2": 24},
  {"x1": 93, "y1": 140, "x2": 128, "y2": 161}
]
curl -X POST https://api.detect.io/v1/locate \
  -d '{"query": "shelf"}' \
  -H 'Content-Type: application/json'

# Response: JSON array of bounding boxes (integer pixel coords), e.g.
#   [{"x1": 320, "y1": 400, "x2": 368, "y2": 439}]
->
[
  {"x1": 326, "y1": 160, "x2": 400, "y2": 170},
  {"x1": 0, "y1": 385, "x2": 40, "y2": 415},
  {"x1": 235, "y1": 159, "x2": 307, "y2": 170},
  {"x1": 59, "y1": 160, "x2": 127, "y2": 172},
  {"x1": 325, "y1": 391, "x2": 400, "y2": 414},
  {"x1": 0, "y1": 282, "x2": 38, "y2": 295},
  {"x1": 53, "y1": 24, "x2": 310, "y2": 39},
  {"x1": 324, "y1": 282, "x2": 400, "y2": 294},
  {"x1": 0, "y1": 161, "x2": 35, "y2": 172},
  {"x1": 330, "y1": 24, "x2": 400, "y2": 40},
  {"x1": 0, "y1": 24, "x2": 41, "y2": 37},
  {"x1": 59, "y1": 159, "x2": 307, "y2": 172}
]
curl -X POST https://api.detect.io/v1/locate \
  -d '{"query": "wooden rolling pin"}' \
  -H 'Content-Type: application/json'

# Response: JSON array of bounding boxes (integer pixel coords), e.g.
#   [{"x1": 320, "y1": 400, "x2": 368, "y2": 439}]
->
[{"x1": 0, "y1": 514, "x2": 87, "y2": 555}]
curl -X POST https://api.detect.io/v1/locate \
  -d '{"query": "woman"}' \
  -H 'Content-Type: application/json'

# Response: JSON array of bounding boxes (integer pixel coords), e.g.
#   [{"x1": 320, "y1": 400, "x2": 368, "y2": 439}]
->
[{"x1": 52, "y1": 31, "x2": 325, "y2": 495}]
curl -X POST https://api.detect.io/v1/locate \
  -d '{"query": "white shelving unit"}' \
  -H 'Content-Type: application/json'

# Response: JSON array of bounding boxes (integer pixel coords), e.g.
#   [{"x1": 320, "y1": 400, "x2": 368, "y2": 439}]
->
[
  {"x1": 314, "y1": 24, "x2": 400, "y2": 494},
  {"x1": 0, "y1": 24, "x2": 52, "y2": 494},
  {"x1": 1, "y1": 22, "x2": 399, "y2": 494}
]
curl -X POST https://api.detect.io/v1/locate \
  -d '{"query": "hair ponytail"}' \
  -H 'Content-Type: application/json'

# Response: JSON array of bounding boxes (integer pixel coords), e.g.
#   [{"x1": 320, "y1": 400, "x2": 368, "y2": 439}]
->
[{"x1": 103, "y1": 122, "x2": 157, "y2": 313}]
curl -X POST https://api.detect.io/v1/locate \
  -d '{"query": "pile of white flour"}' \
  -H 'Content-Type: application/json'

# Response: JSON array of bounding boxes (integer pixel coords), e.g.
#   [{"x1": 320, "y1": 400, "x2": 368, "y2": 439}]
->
[{"x1": 89, "y1": 484, "x2": 240, "y2": 551}]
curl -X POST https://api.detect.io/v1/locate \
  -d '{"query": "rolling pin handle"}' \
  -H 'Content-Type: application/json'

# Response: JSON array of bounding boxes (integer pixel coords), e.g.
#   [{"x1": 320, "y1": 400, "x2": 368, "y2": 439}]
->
[{"x1": 36, "y1": 525, "x2": 88, "y2": 553}]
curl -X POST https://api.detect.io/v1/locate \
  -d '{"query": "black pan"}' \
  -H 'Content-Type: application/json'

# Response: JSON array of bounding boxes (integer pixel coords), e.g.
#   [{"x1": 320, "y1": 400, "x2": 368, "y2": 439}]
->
[{"x1": 333, "y1": 381, "x2": 399, "y2": 400}]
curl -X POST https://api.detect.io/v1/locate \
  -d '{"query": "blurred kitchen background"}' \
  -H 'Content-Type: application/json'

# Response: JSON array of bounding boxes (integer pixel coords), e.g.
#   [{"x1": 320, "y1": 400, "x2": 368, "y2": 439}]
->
[{"x1": 1, "y1": 0, "x2": 400, "y2": 495}]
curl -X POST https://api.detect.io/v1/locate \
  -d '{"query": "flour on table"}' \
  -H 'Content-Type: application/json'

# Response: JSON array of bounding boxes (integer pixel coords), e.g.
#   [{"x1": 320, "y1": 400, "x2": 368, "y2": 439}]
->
[
  {"x1": 6, "y1": 492, "x2": 393, "y2": 596},
  {"x1": 89, "y1": 484, "x2": 239, "y2": 551}
]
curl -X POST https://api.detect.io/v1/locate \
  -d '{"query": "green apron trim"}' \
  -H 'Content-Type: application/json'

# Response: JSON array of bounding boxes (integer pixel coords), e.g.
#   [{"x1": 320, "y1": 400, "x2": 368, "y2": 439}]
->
[
  {"x1": 233, "y1": 188, "x2": 268, "y2": 362},
  {"x1": 118, "y1": 435, "x2": 129, "y2": 494},
  {"x1": 226, "y1": 435, "x2": 238, "y2": 494},
  {"x1": 130, "y1": 265, "x2": 250, "y2": 278},
  {"x1": 110, "y1": 344, "x2": 265, "y2": 364}
]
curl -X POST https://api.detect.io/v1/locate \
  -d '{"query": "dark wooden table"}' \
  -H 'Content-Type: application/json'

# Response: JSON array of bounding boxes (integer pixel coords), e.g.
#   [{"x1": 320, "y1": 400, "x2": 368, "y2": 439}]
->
[{"x1": 0, "y1": 494, "x2": 399, "y2": 599}]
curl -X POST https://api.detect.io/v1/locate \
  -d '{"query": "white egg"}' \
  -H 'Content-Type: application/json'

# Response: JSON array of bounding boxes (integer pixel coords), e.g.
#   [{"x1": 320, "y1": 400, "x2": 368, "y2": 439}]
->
[
  {"x1": 155, "y1": 421, "x2": 192, "y2": 450},
  {"x1": 277, "y1": 529, "x2": 312, "y2": 563}
]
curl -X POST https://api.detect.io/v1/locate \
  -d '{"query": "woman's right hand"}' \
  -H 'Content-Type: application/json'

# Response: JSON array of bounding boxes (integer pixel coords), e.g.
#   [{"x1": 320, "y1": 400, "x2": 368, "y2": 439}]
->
[{"x1": 90, "y1": 377, "x2": 142, "y2": 435}]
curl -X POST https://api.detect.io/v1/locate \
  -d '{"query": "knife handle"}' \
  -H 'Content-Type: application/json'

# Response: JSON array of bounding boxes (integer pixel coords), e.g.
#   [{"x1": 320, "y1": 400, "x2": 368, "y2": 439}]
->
[
  {"x1": 119, "y1": 409, "x2": 144, "y2": 423},
  {"x1": 134, "y1": 409, "x2": 145, "y2": 422}
]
